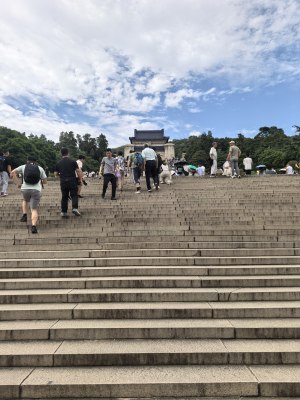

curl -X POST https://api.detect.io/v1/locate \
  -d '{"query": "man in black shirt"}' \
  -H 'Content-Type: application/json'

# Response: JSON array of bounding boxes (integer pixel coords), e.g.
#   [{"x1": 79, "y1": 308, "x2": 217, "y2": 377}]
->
[{"x1": 55, "y1": 148, "x2": 83, "y2": 217}]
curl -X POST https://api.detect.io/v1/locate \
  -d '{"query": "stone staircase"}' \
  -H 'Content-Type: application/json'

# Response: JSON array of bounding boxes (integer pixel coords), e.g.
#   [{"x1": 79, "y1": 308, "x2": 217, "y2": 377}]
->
[{"x1": 0, "y1": 175, "x2": 300, "y2": 399}]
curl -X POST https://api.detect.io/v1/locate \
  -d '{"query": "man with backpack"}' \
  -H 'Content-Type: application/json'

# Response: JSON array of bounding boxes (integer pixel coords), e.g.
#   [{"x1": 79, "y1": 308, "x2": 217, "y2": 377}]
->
[
  {"x1": 128, "y1": 149, "x2": 144, "y2": 194},
  {"x1": 0, "y1": 150, "x2": 12, "y2": 197},
  {"x1": 11, "y1": 156, "x2": 47, "y2": 234}
]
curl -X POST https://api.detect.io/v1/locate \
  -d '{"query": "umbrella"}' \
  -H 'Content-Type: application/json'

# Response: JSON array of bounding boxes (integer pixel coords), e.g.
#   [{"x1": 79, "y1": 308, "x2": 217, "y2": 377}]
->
[
  {"x1": 187, "y1": 165, "x2": 197, "y2": 170},
  {"x1": 278, "y1": 168, "x2": 287, "y2": 174},
  {"x1": 174, "y1": 160, "x2": 187, "y2": 166},
  {"x1": 256, "y1": 164, "x2": 266, "y2": 169}
]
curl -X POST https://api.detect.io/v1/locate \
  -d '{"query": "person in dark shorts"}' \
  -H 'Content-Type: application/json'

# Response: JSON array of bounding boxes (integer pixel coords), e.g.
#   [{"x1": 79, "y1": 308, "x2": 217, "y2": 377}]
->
[{"x1": 55, "y1": 148, "x2": 83, "y2": 217}]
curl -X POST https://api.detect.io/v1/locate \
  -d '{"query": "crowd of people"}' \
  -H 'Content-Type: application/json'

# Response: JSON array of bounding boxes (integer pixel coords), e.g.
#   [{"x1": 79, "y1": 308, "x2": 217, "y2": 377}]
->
[
  {"x1": 1, "y1": 144, "x2": 172, "y2": 234},
  {"x1": 0, "y1": 141, "x2": 297, "y2": 234}
]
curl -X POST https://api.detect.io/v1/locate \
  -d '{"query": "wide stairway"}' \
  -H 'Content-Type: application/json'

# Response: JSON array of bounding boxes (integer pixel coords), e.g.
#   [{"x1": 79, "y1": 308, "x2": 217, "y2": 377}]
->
[{"x1": 0, "y1": 175, "x2": 300, "y2": 399}]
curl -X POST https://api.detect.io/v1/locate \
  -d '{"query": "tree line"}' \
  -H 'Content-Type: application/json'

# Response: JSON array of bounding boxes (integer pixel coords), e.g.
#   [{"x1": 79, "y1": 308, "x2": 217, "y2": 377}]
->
[
  {"x1": 0, "y1": 125, "x2": 299, "y2": 172},
  {"x1": 0, "y1": 127, "x2": 108, "y2": 172},
  {"x1": 174, "y1": 126, "x2": 300, "y2": 170}
]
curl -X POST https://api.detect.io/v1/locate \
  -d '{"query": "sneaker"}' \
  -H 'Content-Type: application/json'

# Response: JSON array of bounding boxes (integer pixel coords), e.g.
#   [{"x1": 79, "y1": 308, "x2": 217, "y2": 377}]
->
[
  {"x1": 135, "y1": 190, "x2": 141, "y2": 194},
  {"x1": 60, "y1": 212, "x2": 68, "y2": 218},
  {"x1": 2, "y1": 193, "x2": 7, "y2": 196},
  {"x1": 238, "y1": 175, "x2": 241, "y2": 179},
  {"x1": 231, "y1": 176, "x2": 236, "y2": 179},
  {"x1": 20, "y1": 214, "x2": 27, "y2": 222},
  {"x1": 148, "y1": 189, "x2": 152, "y2": 192},
  {"x1": 31, "y1": 225, "x2": 38, "y2": 234},
  {"x1": 72, "y1": 209, "x2": 81, "y2": 216},
  {"x1": 111, "y1": 197, "x2": 117, "y2": 200},
  {"x1": 0, "y1": 192, "x2": 3, "y2": 196},
  {"x1": 78, "y1": 195, "x2": 84, "y2": 198}
]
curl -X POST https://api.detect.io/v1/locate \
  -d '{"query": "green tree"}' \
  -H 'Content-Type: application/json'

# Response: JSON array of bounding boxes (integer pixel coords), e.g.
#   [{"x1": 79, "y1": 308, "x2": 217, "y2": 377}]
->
[
  {"x1": 293, "y1": 125, "x2": 300, "y2": 133},
  {"x1": 256, "y1": 148, "x2": 286, "y2": 168},
  {"x1": 77, "y1": 133, "x2": 97, "y2": 158},
  {"x1": 96, "y1": 133, "x2": 108, "y2": 160},
  {"x1": 58, "y1": 131, "x2": 78, "y2": 158}
]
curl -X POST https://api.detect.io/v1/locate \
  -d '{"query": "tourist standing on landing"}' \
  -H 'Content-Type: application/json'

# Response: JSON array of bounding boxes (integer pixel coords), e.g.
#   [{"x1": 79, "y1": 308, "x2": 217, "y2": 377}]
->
[
  {"x1": 243, "y1": 154, "x2": 253, "y2": 175},
  {"x1": 55, "y1": 148, "x2": 83, "y2": 217},
  {"x1": 11, "y1": 155, "x2": 47, "y2": 234},
  {"x1": 209, "y1": 142, "x2": 218, "y2": 177},
  {"x1": 141, "y1": 144, "x2": 159, "y2": 192},
  {"x1": 227, "y1": 141, "x2": 241, "y2": 179}
]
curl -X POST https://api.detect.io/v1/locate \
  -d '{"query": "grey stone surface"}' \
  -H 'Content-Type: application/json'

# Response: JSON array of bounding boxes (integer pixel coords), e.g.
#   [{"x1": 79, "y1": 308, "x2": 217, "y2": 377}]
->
[
  {"x1": 0, "y1": 320, "x2": 57, "y2": 340},
  {"x1": 250, "y1": 365, "x2": 300, "y2": 396},
  {"x1": 0, "y1": 367, "x2": 32, "y2": 398},
  {"x1": 50, "y1": 318, "x2": 234, "y2": 340},
  {"x1": 21, "y1": 365, "x2": 258, "y2": 398},
  {"x1": 1, "y1": 178, "x2": 300, "y2": 397}
]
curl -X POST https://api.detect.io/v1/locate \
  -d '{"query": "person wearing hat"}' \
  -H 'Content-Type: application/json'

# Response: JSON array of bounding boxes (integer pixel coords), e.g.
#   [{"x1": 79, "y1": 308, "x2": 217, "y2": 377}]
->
[
  {"x1": 227, "y1": 140, "x2": 241, "y2": 178},
  {"x1": 11, "y1": 156, "x2": 47, "y2": 234},
  {"x1": 209, "y1": 142, "x2": 218, "y2": 177}
]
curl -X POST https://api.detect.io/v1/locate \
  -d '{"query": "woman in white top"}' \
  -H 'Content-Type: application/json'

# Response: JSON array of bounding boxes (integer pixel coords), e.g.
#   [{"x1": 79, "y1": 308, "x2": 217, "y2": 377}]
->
[{"x1": 160, "y1": 161, "x2": 172, "y2": 184}]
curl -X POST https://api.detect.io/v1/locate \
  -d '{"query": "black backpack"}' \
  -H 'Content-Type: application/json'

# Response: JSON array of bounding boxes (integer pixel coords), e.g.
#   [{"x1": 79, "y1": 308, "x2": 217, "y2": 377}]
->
[
  {"x1": 0, "y1": 156, "x2": 5, "y2": 172},
  {"x1": 24, "y1": 164, "x2": 41, "y2": 184}
]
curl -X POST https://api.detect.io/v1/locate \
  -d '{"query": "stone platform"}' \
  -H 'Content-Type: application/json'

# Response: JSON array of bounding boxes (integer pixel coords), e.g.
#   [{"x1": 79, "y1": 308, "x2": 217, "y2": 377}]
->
[{"x1": 0, "y1": 174, "x2": 299, "y2": 398}]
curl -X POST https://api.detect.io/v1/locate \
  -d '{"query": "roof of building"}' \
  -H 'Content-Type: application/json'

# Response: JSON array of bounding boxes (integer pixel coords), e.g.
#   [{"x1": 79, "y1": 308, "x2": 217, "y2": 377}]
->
[{"x1": 129, "y1": 129, "x2": 169, "y2": 143}]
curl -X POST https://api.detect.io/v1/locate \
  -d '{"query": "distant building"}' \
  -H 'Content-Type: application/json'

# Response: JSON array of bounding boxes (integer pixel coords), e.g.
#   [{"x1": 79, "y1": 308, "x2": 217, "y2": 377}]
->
[{"x1": 124, "y1": 129, "x2": 175, "y2": 159}]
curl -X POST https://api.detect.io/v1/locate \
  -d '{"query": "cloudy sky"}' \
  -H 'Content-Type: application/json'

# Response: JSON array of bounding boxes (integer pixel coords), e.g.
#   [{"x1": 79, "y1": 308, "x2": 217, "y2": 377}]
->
[{"x1": 0, "y1": 0, "x2": 299, "y2": 146}]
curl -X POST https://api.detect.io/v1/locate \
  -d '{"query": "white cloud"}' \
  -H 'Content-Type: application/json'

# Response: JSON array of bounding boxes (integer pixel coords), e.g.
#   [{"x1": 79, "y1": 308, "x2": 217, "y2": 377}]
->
[
  {"x1": 165, "y1": 89, "x2": 202, "y2": 108},
  {"x1": 0, "y1": 0, "x2": 299, "y2": 144},
  {"x1": 189, "y1": 130, "x2": 201, "y2": 136}
]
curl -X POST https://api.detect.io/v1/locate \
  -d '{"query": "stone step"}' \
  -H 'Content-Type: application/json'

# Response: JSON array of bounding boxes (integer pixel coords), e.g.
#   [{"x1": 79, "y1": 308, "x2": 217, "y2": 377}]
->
[
  {"x1": 3, "y1": 255, "x2": 300, "y2": 268},
  {"x1": 7, "y1": 240, "x2": 300, "y2": 251},
  {"x1": 0, "y1": 339, "x2": 299, "y2": 367},
  {"x1": 2, "y1": 178, "x2": 300, "y2": 398},
  {"x1": 0, "y1": 301, "x2": 299, "y2": 320},
  {"x1": 13, "y1": 234, "x2": 286, "y2": 245},
  {"x1": 0, "y1": 275, "x2": 299, "y2": 290},
  {"x1": 1, "y1": 365, "x2": 300, "y2": 398},
  {"x1": 0, "y1": 318, "x2": 299, "y2": 341},
  {"x1": 1, "y1": 265, "x2": 300, "y2": 279},
  {"x1": 1, "y1": 248, "x2": 300, "y2": 259},
  {"x1": 1, "y1": 287, "x2": 300, "y2": 304}
]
